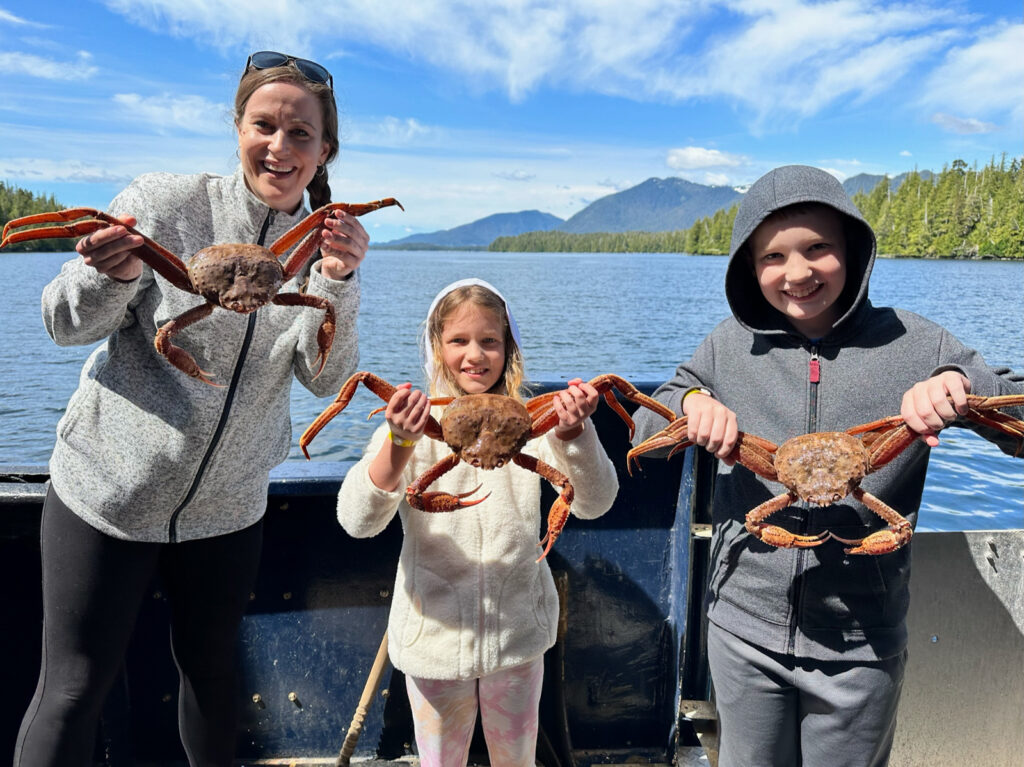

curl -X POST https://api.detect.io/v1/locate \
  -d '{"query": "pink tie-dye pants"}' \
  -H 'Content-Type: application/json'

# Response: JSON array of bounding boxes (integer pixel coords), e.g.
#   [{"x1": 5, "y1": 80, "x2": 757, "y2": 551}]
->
[{"x1": 405, "y1": 657, "x2": 545, "y2": 767}]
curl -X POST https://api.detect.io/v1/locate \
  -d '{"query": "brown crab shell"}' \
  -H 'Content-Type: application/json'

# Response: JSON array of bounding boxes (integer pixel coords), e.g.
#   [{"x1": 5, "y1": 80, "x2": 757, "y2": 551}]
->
[
  {"x1": 440, "y1": 394, "x2": 532, "y2": 470},
  {"x1": 773, "y1": 431, "x2": 871, "y2": 506},
  {"x1": 188, "y1": 243, "x2": 286, "y2": 314}
]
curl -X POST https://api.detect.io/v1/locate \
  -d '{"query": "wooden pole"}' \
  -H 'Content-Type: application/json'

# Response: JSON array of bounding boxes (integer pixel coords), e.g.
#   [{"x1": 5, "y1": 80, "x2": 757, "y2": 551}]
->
[{"x1": 336, "y1": 631, "x2": 391, "y2": 767}]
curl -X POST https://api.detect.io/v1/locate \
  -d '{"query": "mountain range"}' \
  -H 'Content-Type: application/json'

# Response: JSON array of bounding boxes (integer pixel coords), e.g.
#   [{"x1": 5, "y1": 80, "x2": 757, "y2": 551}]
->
[{"x1": 377, "y1": 170, "x2": 928, "y2": 249}]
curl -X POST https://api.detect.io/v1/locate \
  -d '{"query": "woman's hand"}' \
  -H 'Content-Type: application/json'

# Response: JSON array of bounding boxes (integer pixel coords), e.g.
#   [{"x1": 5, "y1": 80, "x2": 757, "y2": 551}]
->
[
  {"x1": 318, "y1": 209, "x2": 370, "y2": 280},
  {"x1": 553, "y1": 378, "x2": 600, "y2": 440},
  {"x1": 75, "y1": 215, "x2": 144, "y2": 282},
  {"x1": 901, "y1": 370, "x2": 972, "y2": 447},
  {"x1": 385, "y1": 383, "x2": 431, "y2": 444},
  {"x1": 682, "y1": 391, "x2": 739, "y2": 464}
]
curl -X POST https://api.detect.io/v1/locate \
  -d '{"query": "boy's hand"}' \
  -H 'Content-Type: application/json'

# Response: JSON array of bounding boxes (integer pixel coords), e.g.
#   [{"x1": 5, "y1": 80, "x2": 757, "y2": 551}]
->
[
  {"x1": 900, "y1": 371, "x2": 972, "y2": 448},
  {"x1": 683, "y1": 392, "x2": 739, "y2": 464},
  {"x1": 385, "y1": 383, "x2": 431, "y2": 444},
  {"x1": 553, "y1": 378, "x2": 599, "y2": 440}
]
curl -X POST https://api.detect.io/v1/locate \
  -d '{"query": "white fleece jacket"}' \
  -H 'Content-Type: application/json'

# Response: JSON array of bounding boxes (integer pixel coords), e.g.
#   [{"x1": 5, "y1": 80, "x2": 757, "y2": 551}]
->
[{"x1": 337, "y1": 411, "x2": 619, "y2": 680}]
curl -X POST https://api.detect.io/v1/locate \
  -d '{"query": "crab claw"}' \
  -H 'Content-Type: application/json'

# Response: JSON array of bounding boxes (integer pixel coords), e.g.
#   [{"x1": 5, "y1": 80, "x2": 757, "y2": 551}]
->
[
  {"x1": 536, "y1": 496, "x2": 572, "y2": 563},
  {"x1": 406, "y1": 484, "x2": 490, "y2": 513},
  {"x1": 832, "y1": 525, "x2": 912, "y2": 555},
  {"x1": 746, "y1": 523, "x2": 830, "y2": 549}
]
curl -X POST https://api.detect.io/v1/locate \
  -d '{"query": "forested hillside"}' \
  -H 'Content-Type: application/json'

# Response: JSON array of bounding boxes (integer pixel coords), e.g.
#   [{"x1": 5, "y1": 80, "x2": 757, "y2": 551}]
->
[
  {"x1": 491, "y1": 157, "x2": 1022, "y2": 259},
  {"x1": 0, "y1": 182, "x2": 77, "y2": 252}
]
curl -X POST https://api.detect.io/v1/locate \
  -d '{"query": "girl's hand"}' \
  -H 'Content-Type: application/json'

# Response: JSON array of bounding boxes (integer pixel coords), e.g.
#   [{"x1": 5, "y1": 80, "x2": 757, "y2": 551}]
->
[
  {"x1": 76, "y1": 215, "x2": 144, "y2": 282},
  {"x1": 385, "y1": 383, "x2": 431, "y2": 444},
  {"x1": 901, "y1": 371, "x2": 972, "y2": 447},
  {"x1": 553, "y1": 378, "x2": 599, "y2": 440},
  {"x1": 319, "y1": 210, "x2": 369, "y2": 280},
  {"x1": 682, "y1": 391, "x2": 739, "y2": 464}
]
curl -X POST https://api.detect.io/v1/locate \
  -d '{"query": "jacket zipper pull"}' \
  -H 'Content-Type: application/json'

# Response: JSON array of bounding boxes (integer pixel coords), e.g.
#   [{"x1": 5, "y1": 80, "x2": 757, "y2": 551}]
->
[{"x1": 809, "y1": 349, "x2": 820, "y2": 384}]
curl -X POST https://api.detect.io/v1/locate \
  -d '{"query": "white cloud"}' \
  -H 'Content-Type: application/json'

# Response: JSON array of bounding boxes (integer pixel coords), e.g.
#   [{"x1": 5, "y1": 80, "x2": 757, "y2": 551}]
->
[
  {"x1": 0, "y1": 50, "x2": 98, "y2": 80},
  {"x1": 0, "y1": 157, "x2": 132, "y2": 184},
  {"x1": 0, "y1": 8, "x2": 45, "y2": 26},
  {"x1": 900, "y1": 150, "x2": 913, "y2": 157},
  {"x1": 493, "y1": 170, "x2": 536, "y2": 181},
  {"x1": 666, "y1": 146, "x2": 744, "y2": 170},
  {"x1": 920, "y1": 22, "x2": 1024, "y2": 123},
  {"x1": 930, "y1": 113, "x2": 999, "y2": 135},
  {"x1": 95, "y1": 0, "x2": 995, "y2": 130},
  {"x1": 112, "y1": 93, "x2": 231, "y2": 135}
]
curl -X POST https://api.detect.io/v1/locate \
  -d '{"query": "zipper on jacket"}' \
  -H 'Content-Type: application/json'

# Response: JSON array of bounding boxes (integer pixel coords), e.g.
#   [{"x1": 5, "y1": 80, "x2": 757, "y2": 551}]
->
[
  {"x1": 788, "y1": 342, "x2": 821, "y2": 653},
  {"x1": 167, "y1": 209, "x2": 275, "y2": 542}
]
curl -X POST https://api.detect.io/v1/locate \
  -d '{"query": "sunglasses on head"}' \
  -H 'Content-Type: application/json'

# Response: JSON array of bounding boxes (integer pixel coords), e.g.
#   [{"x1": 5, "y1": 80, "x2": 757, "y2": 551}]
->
[{"x1": 244, "y1": 51, "x2": 333, "y2": 90}]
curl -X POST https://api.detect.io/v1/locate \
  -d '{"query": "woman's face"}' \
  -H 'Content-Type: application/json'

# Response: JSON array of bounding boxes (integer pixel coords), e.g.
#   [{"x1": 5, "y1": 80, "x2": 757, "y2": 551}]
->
[{"x1": 236, "y1": 81, "x2": 329, "y2": 213}]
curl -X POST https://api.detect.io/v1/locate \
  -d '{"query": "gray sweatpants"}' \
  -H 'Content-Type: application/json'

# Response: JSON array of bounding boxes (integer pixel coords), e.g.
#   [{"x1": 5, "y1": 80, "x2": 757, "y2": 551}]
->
[{"x1": 707, "y1": 620, "x2": 906, "y2": 767}]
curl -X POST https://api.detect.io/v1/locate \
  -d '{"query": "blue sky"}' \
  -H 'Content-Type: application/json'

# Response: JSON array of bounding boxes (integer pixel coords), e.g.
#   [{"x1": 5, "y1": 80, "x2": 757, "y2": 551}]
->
[{"x1": 1, "y1": 0, "x2": 1020, "y2": 243}]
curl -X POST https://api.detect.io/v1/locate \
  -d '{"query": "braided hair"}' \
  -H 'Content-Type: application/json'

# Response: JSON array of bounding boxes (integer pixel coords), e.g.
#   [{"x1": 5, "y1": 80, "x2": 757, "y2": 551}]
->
[{"x1": 233, "y1": 66, "x2": 339, "y2": 211}]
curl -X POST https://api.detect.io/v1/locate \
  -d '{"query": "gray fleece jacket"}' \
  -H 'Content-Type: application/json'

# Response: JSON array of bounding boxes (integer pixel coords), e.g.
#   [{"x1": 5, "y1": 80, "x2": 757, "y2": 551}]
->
[
  {"x1": 42, "y1": 166, "x2": 360, "y2": 543},
  {"x1": 632, "y1": 165, "x2": 1023, "y2": 662}
]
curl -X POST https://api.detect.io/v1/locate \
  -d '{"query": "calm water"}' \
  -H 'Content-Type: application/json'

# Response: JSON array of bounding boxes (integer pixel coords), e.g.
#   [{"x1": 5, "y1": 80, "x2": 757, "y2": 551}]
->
[{"x1": 1, "y1": 250, "x2": 1021, "y2": 532}]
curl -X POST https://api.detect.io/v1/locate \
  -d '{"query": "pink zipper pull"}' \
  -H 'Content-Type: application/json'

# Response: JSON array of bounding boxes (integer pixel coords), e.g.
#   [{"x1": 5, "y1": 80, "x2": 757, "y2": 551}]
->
[{"x1": 809, "y1": 350, "x2": 820, "y2": 383}]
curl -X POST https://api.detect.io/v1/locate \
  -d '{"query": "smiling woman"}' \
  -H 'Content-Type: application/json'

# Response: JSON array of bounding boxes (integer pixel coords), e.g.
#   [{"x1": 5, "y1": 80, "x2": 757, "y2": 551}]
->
[{"x1": 10, "y1": 52, "x2": 378, "y2": 767}]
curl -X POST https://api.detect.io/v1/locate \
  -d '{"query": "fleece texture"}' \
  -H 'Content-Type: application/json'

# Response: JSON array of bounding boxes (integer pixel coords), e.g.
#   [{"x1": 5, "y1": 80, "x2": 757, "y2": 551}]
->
[
  {"x1": 42, "y1": 166, "x2": 360, "y2": 542},
  {"x1": 337, "y1": 414, "x2": 618, "y2": 680}
]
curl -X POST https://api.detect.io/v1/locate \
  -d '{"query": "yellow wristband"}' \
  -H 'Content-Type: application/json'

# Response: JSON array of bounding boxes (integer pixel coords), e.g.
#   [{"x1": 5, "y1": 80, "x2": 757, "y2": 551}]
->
[
  {"x1": 388, "y1": 431, "x2": 417, "y2": 448},
  {"x1": 682, "y1": 386, "x2": 712, "y2": 402}
]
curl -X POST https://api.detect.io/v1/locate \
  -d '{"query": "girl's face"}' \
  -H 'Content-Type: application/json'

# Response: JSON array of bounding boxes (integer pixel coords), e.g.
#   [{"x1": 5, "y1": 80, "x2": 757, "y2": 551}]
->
[
  {"x1": 750, "y1": 207, "x2": 848, "y2": 339},
  {"x1": 440, "y1": 303, "x2": 507, "y2": 395},
  {"x1": 236, "y1": 81, "x2": 330, "y2": 213}
]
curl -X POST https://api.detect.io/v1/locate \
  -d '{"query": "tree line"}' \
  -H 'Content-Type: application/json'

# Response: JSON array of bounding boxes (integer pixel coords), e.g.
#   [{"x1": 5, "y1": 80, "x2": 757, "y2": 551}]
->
[
  {"x1": 490, "y1": 156, "x2": 1022, "y2": 259},
  {"x1": 0, "y1": 181, "x2": 78, "y2": 252}
]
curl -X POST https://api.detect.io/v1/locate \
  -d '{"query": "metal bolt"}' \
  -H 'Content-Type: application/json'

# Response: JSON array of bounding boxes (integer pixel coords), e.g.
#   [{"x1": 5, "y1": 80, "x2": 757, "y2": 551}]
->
[
  {"x1": 381, "y1": 688, "x2": 390, "y2": 699},
  {"x1": 252, "y1": 693, "x2": 265, "y2": 709},
  {"x1": 283, "y1": 592, "x2": 292, "y2": 600},
  {"x1": 379, "y1": 589, "x2": 390, "y2": 599},
  {"x1": 152, "y1": 591, "x2": 162, "y2": 599},
  {"x1": 161, "y1": 693, "x2": 172, "y2": 703}
]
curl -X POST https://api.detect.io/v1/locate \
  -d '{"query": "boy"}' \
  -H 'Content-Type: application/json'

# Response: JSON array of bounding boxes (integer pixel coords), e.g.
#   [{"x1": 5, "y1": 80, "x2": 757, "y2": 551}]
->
[{"x1": 631, "y1": 165, "x2": 1023, "y2": 766}]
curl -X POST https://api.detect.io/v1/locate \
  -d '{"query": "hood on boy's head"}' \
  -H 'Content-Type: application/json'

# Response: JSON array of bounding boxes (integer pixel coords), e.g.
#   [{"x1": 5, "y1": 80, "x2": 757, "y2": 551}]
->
[{"x1": 725, "y1": 165, "x2": 877, "y2": 336}]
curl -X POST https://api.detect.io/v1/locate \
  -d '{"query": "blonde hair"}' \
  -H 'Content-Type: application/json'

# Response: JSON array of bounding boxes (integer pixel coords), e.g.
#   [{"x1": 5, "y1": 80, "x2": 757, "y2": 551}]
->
[
  {"x1": 424, "y1": 285, "x2": 527, "y2": 400},
  {"x1": 233, "y1": 66, "x2": 339, "y2": 211}
]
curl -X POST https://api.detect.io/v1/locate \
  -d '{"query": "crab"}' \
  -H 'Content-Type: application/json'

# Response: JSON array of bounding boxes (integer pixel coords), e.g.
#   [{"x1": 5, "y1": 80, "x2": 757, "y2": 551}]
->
[
  {"x1": 0, "y1": 199, "x2": 403, "y2": 385},
  {"x1": 627, "y1": 394, "x2": 1024, "y2": 555},
  {"x1": 300, "y1": 372, "x2": 678, "y2": 561}
]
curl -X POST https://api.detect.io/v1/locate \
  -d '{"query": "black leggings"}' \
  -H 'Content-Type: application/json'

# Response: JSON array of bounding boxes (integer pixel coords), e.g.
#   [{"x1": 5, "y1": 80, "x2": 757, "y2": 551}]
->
[{"x1": 14, "y1": 488, "x2": 263, "y2": 767}]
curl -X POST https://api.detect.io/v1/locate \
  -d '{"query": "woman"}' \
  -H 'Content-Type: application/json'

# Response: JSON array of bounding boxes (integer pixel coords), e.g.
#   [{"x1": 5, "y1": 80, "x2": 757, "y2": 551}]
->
[{"x1": 15, "y1": 51, "x2": 367, "y2": 766}]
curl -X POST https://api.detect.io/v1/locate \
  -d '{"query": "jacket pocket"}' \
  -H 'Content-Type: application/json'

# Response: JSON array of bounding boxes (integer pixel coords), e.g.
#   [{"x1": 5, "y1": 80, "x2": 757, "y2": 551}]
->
[{"x1": 400, "y1": 565, "x2": 461, "y2": 649}]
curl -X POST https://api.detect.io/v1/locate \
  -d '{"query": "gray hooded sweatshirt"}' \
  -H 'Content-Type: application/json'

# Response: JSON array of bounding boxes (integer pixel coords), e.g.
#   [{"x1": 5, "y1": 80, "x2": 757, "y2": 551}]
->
[
  {"x1": 42, "y1": 167, "x2": 360, "y2": 543},
  {"x1": 632, "y1": 165, "x2": 1023, "y2": 662}
]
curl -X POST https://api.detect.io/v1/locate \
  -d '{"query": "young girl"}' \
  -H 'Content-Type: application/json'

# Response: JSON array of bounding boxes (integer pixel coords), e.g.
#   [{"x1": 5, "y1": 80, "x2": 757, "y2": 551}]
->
[{"x1": 336, "y1": 278, "x2": 619, "y2": 767}]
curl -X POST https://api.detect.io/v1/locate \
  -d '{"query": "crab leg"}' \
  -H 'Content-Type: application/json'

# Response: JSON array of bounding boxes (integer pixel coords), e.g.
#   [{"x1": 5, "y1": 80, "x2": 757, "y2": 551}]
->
[
  {"x1": 512, "y1": 453, "x2": 574, "y2": 562},
  {"x1": 275, "y1": 199, "x2": 405, "y2": 281},
  {"x1": 154, "y1": 303, "x2": 219, "y2": 385},
  {"x1": 406, "y1": 455, "x2": 490, "y2": 511},
  {"x1": 526, "y1": 374, "x2": 677, "y2": 440},
  {"x1": 830, "y1": 489, "x2": 913, "y2": 555},
  {"x1": 1, "y1": 208, "x2": 194, "y2": 292},
  {"x1": 273, "y1": 293, "x2": 336, "y2": 378},
  {"x1": 301, "y1": 372, "x2": 399, "y2": 458},
  {"x1": 744, "y1": 492, "x2": 830, "y2": 548}
]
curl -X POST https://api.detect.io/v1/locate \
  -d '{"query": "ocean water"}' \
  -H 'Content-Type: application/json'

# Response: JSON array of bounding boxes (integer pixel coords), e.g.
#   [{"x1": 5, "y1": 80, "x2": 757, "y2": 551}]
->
[{"x1": 1, "y1": 250, "x2": 1021, "y2": 532}]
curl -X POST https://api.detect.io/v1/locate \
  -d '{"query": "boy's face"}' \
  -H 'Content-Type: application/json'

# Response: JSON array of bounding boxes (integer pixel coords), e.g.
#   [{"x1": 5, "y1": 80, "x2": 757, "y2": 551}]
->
[{"x1": 749, "y1": 207, "x2": 847, "y2": 339}]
